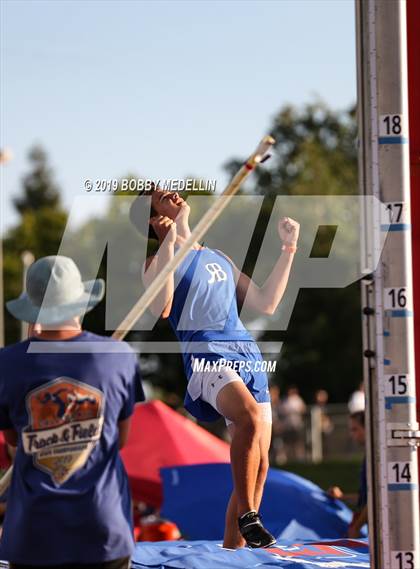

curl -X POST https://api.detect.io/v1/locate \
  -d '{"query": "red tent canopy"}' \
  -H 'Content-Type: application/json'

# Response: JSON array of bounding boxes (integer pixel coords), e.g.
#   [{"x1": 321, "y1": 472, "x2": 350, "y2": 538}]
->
[{"x1": 120, "y1": 400, "x2": 230, "y2": 508}]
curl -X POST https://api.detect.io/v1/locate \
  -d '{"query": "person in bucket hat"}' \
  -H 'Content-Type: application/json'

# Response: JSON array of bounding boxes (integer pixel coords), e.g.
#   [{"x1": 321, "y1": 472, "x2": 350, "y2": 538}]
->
[
  {"x1": 0, "y1": 255, "x2": 144, "y2": 569},
  {"x1": 6, "y1": 255, "x2": 105, "y2": 326}
]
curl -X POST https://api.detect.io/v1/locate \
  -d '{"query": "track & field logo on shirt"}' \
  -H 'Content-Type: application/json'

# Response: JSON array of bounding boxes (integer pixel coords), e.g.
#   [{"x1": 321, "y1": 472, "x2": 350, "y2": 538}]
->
[{"x1": 22, "y1": 377, "x2": 104, "y2": 485}]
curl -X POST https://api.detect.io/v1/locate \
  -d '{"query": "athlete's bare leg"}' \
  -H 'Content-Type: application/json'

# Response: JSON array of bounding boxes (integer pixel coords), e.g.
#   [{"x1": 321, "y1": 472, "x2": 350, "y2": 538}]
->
[
  {"x1": 216, "y1": 381, "x2": 262, "y2": 545},
  {"x1": 223, "y1": 490, "x2": 245, "y2": 549},
  {"x1": 222, "y1": 420, "x2": 272, "y2": 548},
  {"x1": 254, "y1": 422, "x2": 271, "y2": 511}
]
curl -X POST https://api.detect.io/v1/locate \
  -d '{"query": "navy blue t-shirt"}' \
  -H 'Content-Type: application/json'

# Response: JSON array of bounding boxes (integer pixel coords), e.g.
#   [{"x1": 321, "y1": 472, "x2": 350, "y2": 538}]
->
[{"x1": 0, "y1": 331, "x2": 144, "y2": 565}]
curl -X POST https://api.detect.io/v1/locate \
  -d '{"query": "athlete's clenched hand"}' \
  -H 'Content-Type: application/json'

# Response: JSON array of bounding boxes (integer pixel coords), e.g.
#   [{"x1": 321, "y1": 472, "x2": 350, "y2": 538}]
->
[
  {"x1": 278, "y1": 217, "x2": 300, "y2": 245},
  {"x1": 150, "y1": 215, "x2": 177, "y2": 245}
]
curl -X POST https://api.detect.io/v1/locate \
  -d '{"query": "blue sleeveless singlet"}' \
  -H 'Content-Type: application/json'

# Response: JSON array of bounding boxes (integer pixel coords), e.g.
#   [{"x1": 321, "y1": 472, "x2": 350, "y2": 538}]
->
[{"x1": 168, "y1": 248, "x2": 270, "y2": 421}]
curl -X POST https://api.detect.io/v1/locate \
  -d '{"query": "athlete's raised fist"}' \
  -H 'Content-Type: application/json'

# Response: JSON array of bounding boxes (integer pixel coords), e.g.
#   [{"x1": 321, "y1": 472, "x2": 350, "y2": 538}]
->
[
  {"x1": 150, "y1": 215, "x2": 177, "y2": 244},
  {"x1": 278, "y1": 217, "x2": 300, "y2": 245}
]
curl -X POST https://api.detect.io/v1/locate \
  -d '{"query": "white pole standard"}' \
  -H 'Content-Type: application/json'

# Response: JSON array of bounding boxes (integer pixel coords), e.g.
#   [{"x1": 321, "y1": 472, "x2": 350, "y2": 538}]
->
[{"x1": 356, "y1": 1, "x2": 420, "y2": 567}]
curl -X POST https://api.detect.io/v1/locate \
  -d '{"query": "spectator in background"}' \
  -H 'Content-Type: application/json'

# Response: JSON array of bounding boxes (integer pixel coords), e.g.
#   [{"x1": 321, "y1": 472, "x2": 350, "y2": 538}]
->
[
  {"x1": 314, "y1": 389, "x2": 334, "y2": 436},
  {"x1": 0, "y1": 255, "x2": 145, "y2": 568},
  {"x1": 311, "y1": 389, "x2": 334, "y2": 458},
  {"x1": 348, "y1": 382, "x2": 365, "y2": 414},
  {"x1": 314, "y1": 389, "x2": 334, "y2": 444},
  {"x1": 327, "y1": 411, "x2": 367, "y2": 538},
  {"x1": 282, "y1": 385, "x2": 306, "y2": 462}
]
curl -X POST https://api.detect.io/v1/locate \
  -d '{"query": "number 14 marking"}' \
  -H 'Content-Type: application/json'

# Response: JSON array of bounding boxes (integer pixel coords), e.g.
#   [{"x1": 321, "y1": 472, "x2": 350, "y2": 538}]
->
[{"x1": 388, "y1": 462, "x2": 412, "y2": 484}]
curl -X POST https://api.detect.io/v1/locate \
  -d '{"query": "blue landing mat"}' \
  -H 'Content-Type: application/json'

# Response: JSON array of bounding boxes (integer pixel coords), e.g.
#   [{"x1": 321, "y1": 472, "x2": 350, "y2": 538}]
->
[
  {"x1": 160, "y1": 464, "x2": 366, "y2": 541},
  {"x1": 131, "y1": 539, "x2": 370, "y2": 568}
]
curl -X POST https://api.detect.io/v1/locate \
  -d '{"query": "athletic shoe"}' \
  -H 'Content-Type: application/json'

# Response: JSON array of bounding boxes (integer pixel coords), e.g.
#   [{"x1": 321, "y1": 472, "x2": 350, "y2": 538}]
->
[{"x1": 238, "y1": 510, "x2": 276, "y2": 548}]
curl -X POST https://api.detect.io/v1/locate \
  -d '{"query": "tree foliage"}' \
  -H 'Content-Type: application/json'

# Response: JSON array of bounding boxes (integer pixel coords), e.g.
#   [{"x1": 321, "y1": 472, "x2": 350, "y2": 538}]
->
[
  {"x1": 13, "y1": 145, "x2": 61, "y2": 214},
  {"x1": 3, "y1": 146, "x2": 68, "y2": 343}
]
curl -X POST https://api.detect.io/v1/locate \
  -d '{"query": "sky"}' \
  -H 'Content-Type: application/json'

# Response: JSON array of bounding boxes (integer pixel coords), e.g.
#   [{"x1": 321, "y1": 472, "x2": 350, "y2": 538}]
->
[{"x1": 1, "y1": 0, "x2": 356, "y2": 235}]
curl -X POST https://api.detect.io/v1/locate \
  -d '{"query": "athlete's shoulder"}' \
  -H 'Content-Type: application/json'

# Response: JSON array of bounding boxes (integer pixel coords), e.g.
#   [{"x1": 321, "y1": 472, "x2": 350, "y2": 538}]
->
[
  {"x1": 208, "y1": 249, "x2": 233, "y2": 264},
  {"x1": 209, "y1": 249, "x2": 237, "y2": 270}
]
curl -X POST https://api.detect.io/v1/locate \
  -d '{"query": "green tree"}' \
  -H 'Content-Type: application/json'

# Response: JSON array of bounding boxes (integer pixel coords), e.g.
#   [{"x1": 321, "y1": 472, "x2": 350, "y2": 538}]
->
[
  {"x1": 3, "y1": 146, "x2": 68, "y2": 343},
  {"x1": 14, "y1": 145, "x2": 61, "y2": 214}
]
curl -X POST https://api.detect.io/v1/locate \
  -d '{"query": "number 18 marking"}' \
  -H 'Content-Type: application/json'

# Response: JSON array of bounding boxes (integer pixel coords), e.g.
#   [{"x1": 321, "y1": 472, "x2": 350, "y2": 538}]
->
[{"x1": 380, "y1": 114, "x2": 406, "y2": 137}]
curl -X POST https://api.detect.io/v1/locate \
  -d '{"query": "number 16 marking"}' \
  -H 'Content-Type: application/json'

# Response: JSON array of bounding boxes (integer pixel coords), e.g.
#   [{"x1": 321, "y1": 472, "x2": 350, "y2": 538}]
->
[{"x1": 384, "y1": 288, "x2": 412, "y2": 310}]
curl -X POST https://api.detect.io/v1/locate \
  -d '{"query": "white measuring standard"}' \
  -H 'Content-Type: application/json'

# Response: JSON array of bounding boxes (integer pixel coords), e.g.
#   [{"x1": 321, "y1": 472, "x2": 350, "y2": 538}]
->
[{"x1": 356, "y1": 1, "x2": 420, "y2": 567}]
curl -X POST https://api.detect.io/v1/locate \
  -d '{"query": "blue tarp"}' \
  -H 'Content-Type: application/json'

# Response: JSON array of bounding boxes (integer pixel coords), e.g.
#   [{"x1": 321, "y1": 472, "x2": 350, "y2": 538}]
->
[
  {"x1": 161, "y1": 464, "x2": 365, "y2": 541},
  {"x1": 131, "y1": 539, "x2": 370, "y2": 568}
]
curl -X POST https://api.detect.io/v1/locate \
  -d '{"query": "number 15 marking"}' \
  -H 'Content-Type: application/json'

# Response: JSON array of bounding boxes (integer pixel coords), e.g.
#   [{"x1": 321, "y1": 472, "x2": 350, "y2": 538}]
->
[{"x1": 385, "y1": 374, "x2": 410, "y2": 396}]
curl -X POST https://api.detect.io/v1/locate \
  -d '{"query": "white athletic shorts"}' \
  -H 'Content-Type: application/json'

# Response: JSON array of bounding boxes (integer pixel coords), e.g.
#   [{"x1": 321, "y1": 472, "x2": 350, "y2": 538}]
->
[{"x1": 188, "y1": 365, "x2": 272, "y2": 427}]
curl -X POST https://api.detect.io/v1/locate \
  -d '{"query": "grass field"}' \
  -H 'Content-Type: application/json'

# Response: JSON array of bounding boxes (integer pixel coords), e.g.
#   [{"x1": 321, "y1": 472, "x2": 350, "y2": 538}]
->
[{"x1": 280, "y1": 459, "x2": 362, "y2": 495}]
